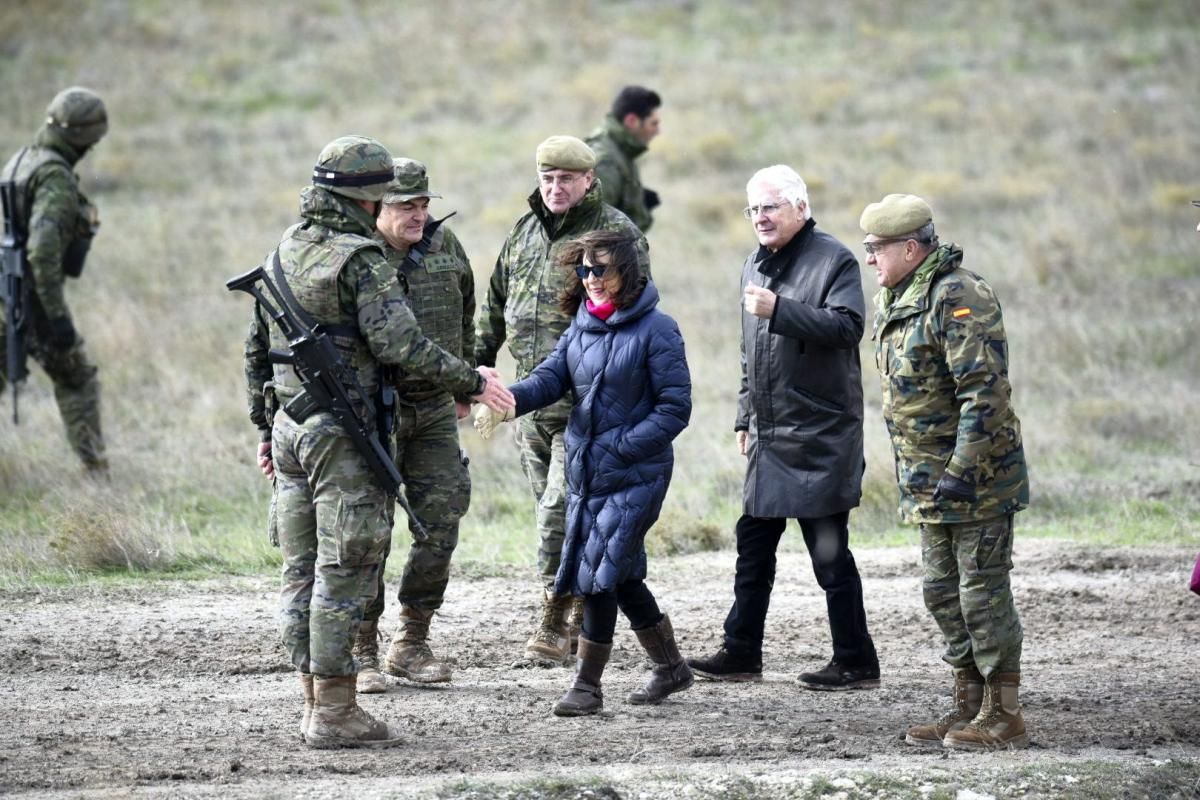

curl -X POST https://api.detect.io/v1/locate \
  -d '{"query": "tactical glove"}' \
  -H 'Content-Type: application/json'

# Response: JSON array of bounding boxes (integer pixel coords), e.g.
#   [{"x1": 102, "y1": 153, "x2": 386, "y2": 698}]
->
[
  {"x1": 473, "y1": 403, "x2": 514, "y2": 440},
  {"x1": 933, "y1": 472, "x2": 976, "y2": 504},
  {"x1": 46, "y1": 316, "x2": 78, "y2": 349},
  {"x1": 643, "y1": 188, "x2": 661, "y2": 210}
]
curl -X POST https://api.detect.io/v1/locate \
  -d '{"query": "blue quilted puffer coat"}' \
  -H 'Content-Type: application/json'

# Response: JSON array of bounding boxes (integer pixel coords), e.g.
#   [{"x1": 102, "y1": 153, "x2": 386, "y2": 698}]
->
[{"x1": 510, "y1": 280, "x2": 691, "y2": 596}]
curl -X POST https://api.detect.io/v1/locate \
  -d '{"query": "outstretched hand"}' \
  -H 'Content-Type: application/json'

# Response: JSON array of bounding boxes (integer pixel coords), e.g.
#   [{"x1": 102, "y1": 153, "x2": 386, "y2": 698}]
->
[
  {"x1": 473, "y1": 403, "x2": 514, "y2": 440},
  {"x1": 472, "y1": 366, "x2": 516, "y2": 414}
]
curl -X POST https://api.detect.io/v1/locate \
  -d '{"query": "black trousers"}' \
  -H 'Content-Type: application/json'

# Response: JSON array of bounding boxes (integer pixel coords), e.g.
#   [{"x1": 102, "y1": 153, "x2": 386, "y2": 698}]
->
[
  {"x1": 722, "y1": 511, "x2": 876, "y2": 666},
  {"x1": 580, "y1": 579, "x2": 663, "y2": 645}
]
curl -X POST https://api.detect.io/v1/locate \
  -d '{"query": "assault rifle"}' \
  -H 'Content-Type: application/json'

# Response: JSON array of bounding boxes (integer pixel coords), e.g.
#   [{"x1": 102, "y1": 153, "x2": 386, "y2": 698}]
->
[
  {"x1": 1, "y1": 149, "x2": 30, "y2": 424},
  {"x1": 226, "y1": 253, "x2": 427, "y2": 539}
]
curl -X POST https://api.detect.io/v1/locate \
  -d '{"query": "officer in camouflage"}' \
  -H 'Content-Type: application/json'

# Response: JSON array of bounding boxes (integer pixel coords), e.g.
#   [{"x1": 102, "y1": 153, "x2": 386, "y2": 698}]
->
[
  {"x1": 864, "y1": 193, "x2": 1030, "y2": 752},
  {"x1": 353, "y1": 158, "x2": 478, "y2": 692},
  {"x1": 243, "y1": 136, "x2": 513, "y2": 748},
  {"x1": 1, "y1": 87, "x2": 108, "y2": 472},
  {"x1": 585, "y1": 85, "x2": 662, "y2": 233},
  {"x1": 476, "y1": 135, "x2": 649, "y2": 664}
]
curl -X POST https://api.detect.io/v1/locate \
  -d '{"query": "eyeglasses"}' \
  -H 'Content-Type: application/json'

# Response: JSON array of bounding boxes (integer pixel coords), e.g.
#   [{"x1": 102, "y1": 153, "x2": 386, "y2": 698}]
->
[
  {"x1": 742, "y1": 203, "x2": 785, "y2": 219},
  {"x1": 862, "y1": 238, "x2": 911, "y2": 255},
  {"x1": 575, "y1": 264, "x2": 608, "y2": 279}
]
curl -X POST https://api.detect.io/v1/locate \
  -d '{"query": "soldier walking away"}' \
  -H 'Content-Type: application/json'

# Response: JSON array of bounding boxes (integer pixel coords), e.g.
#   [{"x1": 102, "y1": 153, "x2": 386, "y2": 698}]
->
[
  {"x1": 354, "y1": 158, "x2": 478, "y2": 692},
  {"x1": 687, "y1": 165, "x2": 880, "y2": 690},
  {"x1": 476, "y1": 135, "x2": 649, "y2": 666},
  {"x1": 863, "y1": 193, "x2": 1030, "y2": 751},
  {"x1": 585, "y1": 85, "x2": 662, "y2": 233},
  {"x1": 240, "y1": 136, "x2": 512, "y2": 748},
  {"x1": 1, "y1": 87, "x2": 108, "y2": 474}
]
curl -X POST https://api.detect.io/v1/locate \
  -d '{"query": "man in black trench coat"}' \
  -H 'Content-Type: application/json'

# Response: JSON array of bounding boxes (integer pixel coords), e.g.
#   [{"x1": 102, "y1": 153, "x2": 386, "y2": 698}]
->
[{"x1": 688, "y1": 164, "x2": 880, "y2": 690}]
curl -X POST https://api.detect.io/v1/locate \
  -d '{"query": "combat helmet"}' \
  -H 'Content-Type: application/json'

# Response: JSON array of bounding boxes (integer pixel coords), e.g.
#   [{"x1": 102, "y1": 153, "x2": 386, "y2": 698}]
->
[
  {"x1": 46, "y1": 86, "x2": 108, "y2": 148},
  {"x1": 312, "y1": 136, "x2": 394, "y2": 202}
]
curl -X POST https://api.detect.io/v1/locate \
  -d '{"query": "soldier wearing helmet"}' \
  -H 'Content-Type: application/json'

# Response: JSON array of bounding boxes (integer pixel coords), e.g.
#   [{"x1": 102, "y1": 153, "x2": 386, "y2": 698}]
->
[
  {"x1": 242, "y1": 136, "x2": 513, "y2": 749},
  {"x1": 0, "y1": 86, "x2": 109, "y2": 472}
]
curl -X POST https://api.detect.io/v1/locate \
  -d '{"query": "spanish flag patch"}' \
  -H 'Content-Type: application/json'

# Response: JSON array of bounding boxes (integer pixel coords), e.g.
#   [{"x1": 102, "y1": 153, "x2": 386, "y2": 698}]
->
[{"x1": 952, "y1": 307, "x2": 971, "y2": 318}]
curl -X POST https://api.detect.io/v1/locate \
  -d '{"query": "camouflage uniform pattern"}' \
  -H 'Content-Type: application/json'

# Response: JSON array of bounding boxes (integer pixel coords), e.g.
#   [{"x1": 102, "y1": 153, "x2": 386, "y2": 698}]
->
[
  {"x1": 0, "y1": 123, "x2": 104, "y2": 466},
  {"x1": 872, "y1": 242, "x2": 1027, "y2": 679},
  {"x1": 364, "y1": 225, "x2": 474, "y2": 619},
  {"x1": 585, "y1": 115, "x2": 652, "y2": 232},
  {"x1": 244, "y1": 185, "x2": 482, "y2": 676},
  {"x1": 476, "y1": 182, "x2": 648, "y2": 586}
]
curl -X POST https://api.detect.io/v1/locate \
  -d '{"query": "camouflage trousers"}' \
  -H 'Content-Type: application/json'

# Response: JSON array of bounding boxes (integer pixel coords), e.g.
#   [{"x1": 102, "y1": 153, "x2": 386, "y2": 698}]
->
[
  {"x1": 920, "y1": 514, "x2": 1023, "y2": 679},
  {"x1": 364, "y1": 395, "x2": 471, "y2": 620},
  {"x1": 516, "y1": 401, "x2": 570, "y2": 589},
  {"x1": 271, "y1": 407, "x2": 392, "y2": 677},
  {"x1": 0, "y1": 324, "x2": 104, "y2": 466}
]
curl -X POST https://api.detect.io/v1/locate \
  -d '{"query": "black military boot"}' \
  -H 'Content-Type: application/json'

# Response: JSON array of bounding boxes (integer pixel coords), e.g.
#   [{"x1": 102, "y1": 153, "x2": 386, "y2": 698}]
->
[
  {"x1": 553, "y1": 637, "x2": 612, "y2": 717},
  {"x1": 628, "y1": 614, "x2": 694, "y2": 704},
  {"x1": 798, "y1": 658, "x2": 881, "y2": 691},
  {"x1": 686, "y1": 646, "x2": 762, "y2": 682}
]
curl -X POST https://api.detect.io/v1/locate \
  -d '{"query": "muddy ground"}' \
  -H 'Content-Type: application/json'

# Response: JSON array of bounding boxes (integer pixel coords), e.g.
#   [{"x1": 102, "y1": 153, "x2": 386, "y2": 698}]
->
[{"x1": 1, "y1": 540, "x2": 1198, "y2": 799}]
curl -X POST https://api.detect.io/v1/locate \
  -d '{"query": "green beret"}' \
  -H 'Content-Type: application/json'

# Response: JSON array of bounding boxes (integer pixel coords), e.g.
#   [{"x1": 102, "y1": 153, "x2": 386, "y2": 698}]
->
[
  {"x1": 859, "y1": 194, "x2": 933, "y2": 237},
  {"x1": 383, "y1": 157, "x2": 442, "y2": 203},
  {"x1": 535, "y1": 135, "x2": 596, "y2": 171}
]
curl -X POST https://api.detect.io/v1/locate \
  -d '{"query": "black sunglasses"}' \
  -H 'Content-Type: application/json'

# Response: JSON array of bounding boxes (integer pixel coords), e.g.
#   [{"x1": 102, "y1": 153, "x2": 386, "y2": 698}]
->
[{"x1": 574, "y1": 264, "x2": 608, "y2": 279}]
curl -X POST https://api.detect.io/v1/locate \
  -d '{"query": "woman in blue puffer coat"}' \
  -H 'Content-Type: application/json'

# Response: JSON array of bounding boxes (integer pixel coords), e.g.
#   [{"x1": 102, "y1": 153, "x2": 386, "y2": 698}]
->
[{"x1": 476, "y1": 229, "x2": 693, "y2": 717}]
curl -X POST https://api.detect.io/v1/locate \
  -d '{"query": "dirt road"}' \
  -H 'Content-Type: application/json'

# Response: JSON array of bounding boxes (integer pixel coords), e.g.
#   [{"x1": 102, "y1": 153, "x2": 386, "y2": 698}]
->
[{"x1": 2, "y1": 540, "x2": 1198, "y2": 798}]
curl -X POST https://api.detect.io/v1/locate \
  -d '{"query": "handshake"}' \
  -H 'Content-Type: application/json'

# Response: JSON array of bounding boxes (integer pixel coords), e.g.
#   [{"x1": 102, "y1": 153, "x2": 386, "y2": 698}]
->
[{"x1": 471, "y1": 366, "x2": 515, "y2": 439}]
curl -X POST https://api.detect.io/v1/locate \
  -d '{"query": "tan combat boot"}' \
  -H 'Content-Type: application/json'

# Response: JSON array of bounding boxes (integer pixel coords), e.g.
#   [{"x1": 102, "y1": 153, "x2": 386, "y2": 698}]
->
[
  {"x1": 553, "y1": 637, "x2": 612, "y2": 717},
  {"x1": 383, "y1": 606, "x2": 451, "y2": 683},
  {"x1": 523, "y1": 589, "x2": 573, "y2": 664},
  {"x1": 298, "y1": 673, "x2": 315, "y2": 740},
  {"x1": 628, "y1": 614, "x2": 694, "y2": 705},
  {"x1": 306, "y1": 674, "x2": 403, "y2": 749},
  {"x1": 943, "y1": 672, "x2": 1029, "y2": 751},
  {"x1": 354, "y1": 619, "x2": 388, "y2": 694},
  {"x1": 905, "y1": 666, "x2": 984, "y2": 747}
]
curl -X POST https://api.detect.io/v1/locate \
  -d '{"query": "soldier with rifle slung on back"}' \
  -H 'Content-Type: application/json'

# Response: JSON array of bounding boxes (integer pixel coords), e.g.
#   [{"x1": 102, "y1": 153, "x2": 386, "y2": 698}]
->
[
  {"x1": 1, "y1": 87, "x2": 109, "y2": 474},
  {"x1": 233, "y1": 136, "x2": 513, "y2": 749}
]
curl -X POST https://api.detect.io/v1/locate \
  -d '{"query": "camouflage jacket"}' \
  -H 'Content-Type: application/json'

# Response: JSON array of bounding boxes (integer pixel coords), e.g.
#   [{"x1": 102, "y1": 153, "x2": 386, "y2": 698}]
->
[
  {"x1": 379, "y1": 224, "x2": 476, "y2": 403},
  {"x1": 476, "y1": 182, "x2": 648, "y2": 379},
  {"x1": 1, "y1": 126, "x2": 99, "y2": 322},
  {"x1": 872, "y1": 244, "x2": 1029, "y2": 524},
  {"x1": 585, "y1": 115, "x2": 651, "y2": 232},
  {"x1": 243, "y1": 187, "x2": 482, "y2": 439}
]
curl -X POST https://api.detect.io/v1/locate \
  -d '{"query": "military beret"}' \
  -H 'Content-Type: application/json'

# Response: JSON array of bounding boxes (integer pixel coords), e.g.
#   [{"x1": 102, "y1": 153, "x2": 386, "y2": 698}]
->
[
  {"x1": 383, "y1": 158, "x2": 442, "y2": 203},
  {"x1": 535, "y1": 136, "x2": 596, "y2": 171},
  {"x1": 859, "y1": 194, "x2": 933, "y2": 237}
]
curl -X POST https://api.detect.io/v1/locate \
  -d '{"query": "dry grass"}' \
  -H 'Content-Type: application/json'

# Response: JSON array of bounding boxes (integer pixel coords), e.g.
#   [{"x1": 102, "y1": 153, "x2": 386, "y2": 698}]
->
[{"x1": 1, "y1": 0, "x2": 1198, "y2": 579}]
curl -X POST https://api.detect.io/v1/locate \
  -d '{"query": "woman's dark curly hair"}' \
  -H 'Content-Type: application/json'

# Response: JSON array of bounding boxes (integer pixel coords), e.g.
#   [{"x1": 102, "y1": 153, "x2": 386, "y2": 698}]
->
[{"x1": 557, "y1": 229, "x2": 646, "y2": 315}]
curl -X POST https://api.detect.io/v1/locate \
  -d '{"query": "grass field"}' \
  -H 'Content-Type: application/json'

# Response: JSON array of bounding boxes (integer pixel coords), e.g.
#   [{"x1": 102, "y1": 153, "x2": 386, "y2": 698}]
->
[{"x1": 0, "y1": 0, "x2": 1197, "y2": 588}]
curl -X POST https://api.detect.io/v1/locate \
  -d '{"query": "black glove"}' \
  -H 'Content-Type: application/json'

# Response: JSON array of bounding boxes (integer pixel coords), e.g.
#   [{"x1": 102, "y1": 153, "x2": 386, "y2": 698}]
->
[
  {"x1": 46, "y1": 316, "x2": 78, "y2": 349},
  {"x1": 643, "y1": 188, "x2": 661, "y2": 210},
  {"x1": 933, "y1": 472, "x2": 976, "y2": 503}
]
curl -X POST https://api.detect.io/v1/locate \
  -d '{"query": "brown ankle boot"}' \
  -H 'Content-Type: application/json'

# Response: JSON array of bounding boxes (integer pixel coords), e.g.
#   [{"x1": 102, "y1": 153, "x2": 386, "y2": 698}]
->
[
  {"x1": 524, "y1": 589, "x2": 573, "y2": 664},
  {"x1": 905, "y1": 666, "x2": 984, "y2": 748},
  {"x1": 298, "y1": 673, "x2": 314, "y2": 740},
  {"x1": 943, "y1": 672, "x2": 1029, "y2": 751},
  {"x1": 306, "y1": 675, "x2": 403, "y2": 749},
  {"x1": 628, "y1": 615, "x2": 694, "y2": 705},
  {"x1": 553, "y1": 637, "x2": 612, "y2": 717},
  {"x1": 354, "y1": 619, "x2": 388, "y2": 694},
  {"x1": 384, "y1": 606, "x2": 451, "y2": 683}
]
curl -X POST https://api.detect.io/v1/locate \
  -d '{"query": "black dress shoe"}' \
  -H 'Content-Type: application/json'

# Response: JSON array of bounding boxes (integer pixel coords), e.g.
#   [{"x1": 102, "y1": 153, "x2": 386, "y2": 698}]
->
[
  {"x1": 686, "y1": 647, "x2": 762, "y2": 682},
  {"x1": 798, "y1": 659, "x2": 881, "y2": 691}
]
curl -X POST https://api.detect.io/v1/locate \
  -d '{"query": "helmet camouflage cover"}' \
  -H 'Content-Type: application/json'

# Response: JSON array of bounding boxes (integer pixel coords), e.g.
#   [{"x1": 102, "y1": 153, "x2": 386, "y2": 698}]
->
[
  {"x1": 46, "y1": 86, "x2": 108, "y2": 148},
  {"x1": 312, "y1": 135, "x2": 394, "y2": 201}
]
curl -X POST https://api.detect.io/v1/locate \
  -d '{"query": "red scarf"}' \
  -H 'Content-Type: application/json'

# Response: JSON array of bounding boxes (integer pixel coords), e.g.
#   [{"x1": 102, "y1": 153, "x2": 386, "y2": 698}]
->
[{"x1": 586, "y1": 298, "x2": 617, "y2": 320}]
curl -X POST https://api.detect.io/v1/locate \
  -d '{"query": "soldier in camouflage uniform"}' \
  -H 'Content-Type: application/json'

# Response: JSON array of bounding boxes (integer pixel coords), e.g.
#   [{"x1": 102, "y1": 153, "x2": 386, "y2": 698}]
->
[
  {"x1": 585, "y1": 86, "x2": 662, "y2": 233},
  {"x1": 476, "y1": 135, "x2": 649, "y2": 664},
  {"x1": 864, "y1": 193, "x2": 1030, "y2": 752},
  {"x1": 353, "y1": 159, "x2": 477, "y2": 692},
  {"x1": 1, "y1": 87, "x2": 108, "y2": 472},
  {"x1": 243, "y1": 136, "x2": 512, "y2": 748}
]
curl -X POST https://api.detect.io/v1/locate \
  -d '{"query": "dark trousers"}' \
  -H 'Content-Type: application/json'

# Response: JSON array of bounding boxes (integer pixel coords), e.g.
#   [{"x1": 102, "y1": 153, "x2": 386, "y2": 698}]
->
[
  {"x1": 723, "y1": 511, "x2": 876, "y2": 666},
  {"x1": 581, "y1": 579, "x2": 664, "y2": 645}
]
